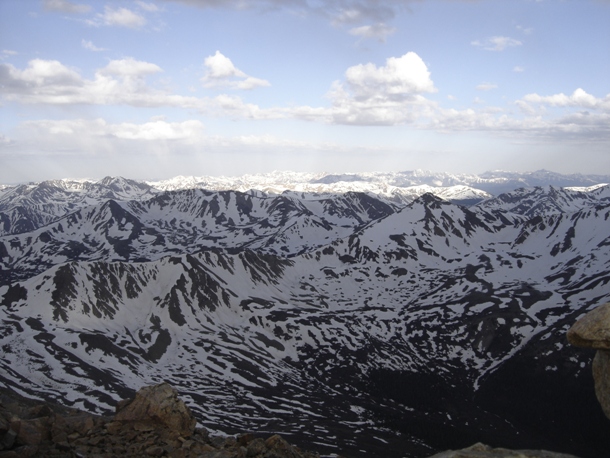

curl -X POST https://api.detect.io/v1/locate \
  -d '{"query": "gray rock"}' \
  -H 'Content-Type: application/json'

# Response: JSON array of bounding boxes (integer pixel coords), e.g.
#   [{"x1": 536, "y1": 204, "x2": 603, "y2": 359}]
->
[
  {"x1": 114, "y1": 382, "x2": 197, "y2": 437},
  {"x1": 427, "y1": 442, "x2": 580, "y2": 458},
  {"x1": 567, "y1": 302, "x2": 610, "y2": 349},
  {"x1": 567, "y1": 302, "x2": 610, "y2": 420}
]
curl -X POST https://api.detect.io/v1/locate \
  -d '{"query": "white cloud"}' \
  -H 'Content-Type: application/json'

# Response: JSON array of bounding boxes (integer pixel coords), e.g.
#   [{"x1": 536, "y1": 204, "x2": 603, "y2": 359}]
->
[
  {"x1": 513, "y1": 66, "x2": 525, "y2": 73},
  {"x1": 0, "y1": 58, "x2": 166, "y2": 105},
  {"x1": 343, "y1": 52, "x2": 437, "y2": 101},
  {"x1": 516, "y1": 25, "x2": 533, "y2": 35},
  {"x1": 201, "y1": 51, "x2": 270, "y2": 90},
  {"x1": 471, "y1": 36, "x2": 522, "y2": 51},
  {"x1": 349, "y1": 23, "x2": 396, "y2": 42},
  {"x1": 203, "y1": 51, "x2": 244, "y2": 79},
  {"x1": 0, "y1": 59, "x2": 82, "y2": 94},
  {"x1": 430, "y1": 87, "x2": 610, "y2": 142},
  {"x1": 42, "y1": 0, "x2": 91, "y2": 14},
  {"x1": 17, "y1": 118, "x2": 205, "y2": 143},
  {"x1": 2, "y1": 56, "x2": 609, "y2": 141},
  {"x1": 99, "y1": 58, "x2": 162, "y2": 77},
  {"x1": 431, "y1": 105, "x2": 610, "y2": 141},
  {"x1": 136, "y1": 1, "x2": 162, "y2": 12},
  {"x1": 0, "y1": 58, "x2": 276, "y2": 120},
  {"x1": 476, "y1": 82, "x2": 497, "y2": 91},
  {"x1": 98, "y1": 6, "x2": 147, "y2": 28},
  {"x1": 81, "y1": 40, "x2": 107, "y2": 52},
  {"x1": 112, "y1": 120, "x2": 204, "y2": 140},
  {"x1": 289, "y1": 52, "x2": 438, "y2": 126},
  {"x1": 521, "y1": 88, "x2": 610, "y2": 111}
]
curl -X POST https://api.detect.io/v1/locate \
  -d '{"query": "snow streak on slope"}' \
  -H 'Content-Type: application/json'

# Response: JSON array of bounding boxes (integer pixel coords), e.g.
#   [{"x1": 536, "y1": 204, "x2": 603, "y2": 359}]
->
[{"x1": 1, "y1": 181, "x2": 610, "y2": 457}]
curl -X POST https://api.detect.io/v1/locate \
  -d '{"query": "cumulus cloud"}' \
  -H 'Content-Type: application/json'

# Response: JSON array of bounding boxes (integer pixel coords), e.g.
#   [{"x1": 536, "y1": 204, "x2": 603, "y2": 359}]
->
[
  {"x1": 513, "y1": 66, "x2": 525, "y2": 73},
  {"x1": 111, "y1": 120, "x2": 204, "y2": 140},
  {"x1": 81, "y1": 39, "x2": 107, "y2": 52},
  {"x1": 2, "y1": 55, "x2": 608, "y2": 141},
  {"x1": 96, "y1": 6, "x2": 147, "y2": 28},
  {"x1": 0, "y1": 57, "x2": 276, "y2": 121},
  {"x1": 430, "y1": 87, "x2": 610, "y2": 142},
  {"x1": 0, "y1": 59, "x2": 83, "y2": 95},
  {"x1": 0, "y1": 57, "x2": 184, "y2": 108},
  {"x1": 471, "y1": 36, "x2": 522, "y2": 51},
  {"x1": 201, "y1": 51, "x2": 270, "y2": 90},
  {"x1": 349, "y1": 23, "x2": 396, "y2": 42},
  {"x1": 43, "y1": 0, "x2": 91, "y2": 14},
  {"x1": 0, "y1": 58, "x2": 164, "y2": 105},
  {"x1": 521, "y1": 88, "x2": 610, "y2": 110},
  {"x1": 343, "y1": 52, "x2": 436, "y2": 100},
  {"x1": 431, "y1": 105, "x2": 610, "y2": 141},
  {"x1": 293, "y1": 52, "x2": 438, "y2": 125},
  {"x1": 99, "y1": 58, "x2": 162, "y2": 77}
]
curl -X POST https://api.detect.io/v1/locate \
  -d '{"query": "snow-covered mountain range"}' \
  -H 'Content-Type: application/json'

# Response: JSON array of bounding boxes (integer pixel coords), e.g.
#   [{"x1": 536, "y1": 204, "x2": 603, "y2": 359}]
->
[{"x1": 1, "y1": 170, "x2": 610, "y2": 457}]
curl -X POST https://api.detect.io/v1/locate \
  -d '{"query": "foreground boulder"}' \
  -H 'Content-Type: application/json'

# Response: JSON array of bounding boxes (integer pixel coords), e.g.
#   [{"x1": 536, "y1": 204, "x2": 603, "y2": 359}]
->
[
  {"x1": 114, "y1": 382, "x2": 196, "y2": 437},
  {"x1": 567, "y1": 302, "x2": 610, "y2": 419},
  {"x1": 428, "y1": 443, "x2": 579, "y2": 457}
]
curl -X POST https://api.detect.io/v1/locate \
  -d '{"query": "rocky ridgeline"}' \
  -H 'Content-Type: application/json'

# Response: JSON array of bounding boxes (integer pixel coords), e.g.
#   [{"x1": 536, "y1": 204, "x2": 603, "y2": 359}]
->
[
  {"x1": 0, "y1": 383, "x2": 320, "y2": 458},
  {"x1": 0, "y1": 382, "x2": 589, "y2": 458}
]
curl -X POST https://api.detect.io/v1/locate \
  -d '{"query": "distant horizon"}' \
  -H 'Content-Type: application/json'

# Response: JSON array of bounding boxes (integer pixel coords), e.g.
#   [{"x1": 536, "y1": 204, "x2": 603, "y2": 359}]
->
[{"x1": 3, "y1": 168, "x2": 610, "y2": 187}]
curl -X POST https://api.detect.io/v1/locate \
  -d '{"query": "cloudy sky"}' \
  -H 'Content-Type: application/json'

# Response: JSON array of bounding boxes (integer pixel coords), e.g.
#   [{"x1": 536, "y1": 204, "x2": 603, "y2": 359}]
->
[{"x1": 0, "y1": 0, "x2": 609, "y2": 183}]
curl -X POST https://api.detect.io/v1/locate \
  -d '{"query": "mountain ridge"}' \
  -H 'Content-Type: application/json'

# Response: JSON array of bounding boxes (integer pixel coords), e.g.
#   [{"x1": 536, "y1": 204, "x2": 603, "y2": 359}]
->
[{"x1": 1, "y1": 172, "x2": 610, "y2": 457}]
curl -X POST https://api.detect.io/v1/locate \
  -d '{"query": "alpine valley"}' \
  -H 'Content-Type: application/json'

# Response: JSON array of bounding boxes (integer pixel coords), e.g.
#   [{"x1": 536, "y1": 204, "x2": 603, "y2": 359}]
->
[{"x1": 1, "y1": 169, "x2": 610, "y2": 458}]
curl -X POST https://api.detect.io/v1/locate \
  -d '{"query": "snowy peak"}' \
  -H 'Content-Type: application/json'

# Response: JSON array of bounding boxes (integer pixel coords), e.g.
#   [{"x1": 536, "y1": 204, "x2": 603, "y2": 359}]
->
[{"x1": 475, "y1": 185, "x2": 610, "y2": 217}]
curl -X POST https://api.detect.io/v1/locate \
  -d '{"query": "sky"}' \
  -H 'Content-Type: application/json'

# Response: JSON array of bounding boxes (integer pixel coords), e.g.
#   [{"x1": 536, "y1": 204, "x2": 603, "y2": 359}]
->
[{"x1": 0, "y1": 0, "x2": 609, "y2": 183}]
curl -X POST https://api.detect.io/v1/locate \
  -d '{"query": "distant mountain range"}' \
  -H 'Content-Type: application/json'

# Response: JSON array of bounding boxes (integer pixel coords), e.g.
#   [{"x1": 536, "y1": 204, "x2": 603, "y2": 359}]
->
[
  {"x1": 1, "y1": 170, "x2": 610, "y2": 457},
  {"x1": 1, "y1": 169, "x2": 608, "y2": 237}
]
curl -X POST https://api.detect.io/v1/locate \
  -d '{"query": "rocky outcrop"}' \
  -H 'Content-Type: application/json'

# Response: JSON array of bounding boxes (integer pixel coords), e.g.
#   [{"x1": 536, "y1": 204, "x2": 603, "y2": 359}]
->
[
  {"x1": 0, "y1": 380, "x2": 593, "y2": 458},
  {"x1": 114, "y1": 382, "x2": 196, "y2": 437},
  {"x1": 567, "y1": 302, "x2": 610, "y2": 420},
  {"x1": 0, "y1": 383, "x2": 319, "y2": 458},
  {"x1": 428, "y1": 442, "x2": 579, "y2": 457}
]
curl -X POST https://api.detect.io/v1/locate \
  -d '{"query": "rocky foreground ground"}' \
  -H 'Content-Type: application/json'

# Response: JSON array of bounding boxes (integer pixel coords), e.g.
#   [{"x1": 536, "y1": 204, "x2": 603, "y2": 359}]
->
[
  {"x1": 0, "y1": 381, "x2": 586, "y2": 458},
  {"x1": 0, "y1": 382, "x2": 322, "y2": 458}
]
